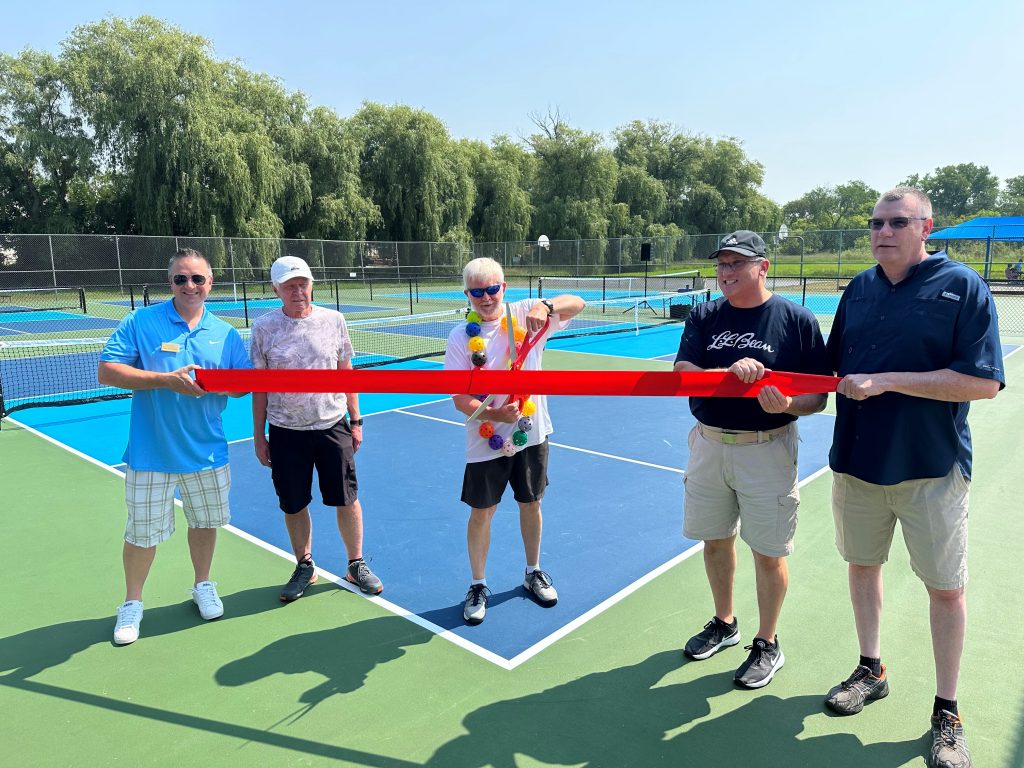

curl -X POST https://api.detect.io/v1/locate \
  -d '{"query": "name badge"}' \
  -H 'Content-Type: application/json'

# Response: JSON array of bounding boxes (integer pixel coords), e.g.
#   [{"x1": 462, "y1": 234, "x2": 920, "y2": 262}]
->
[{"x1": 161, "y1": 342, "x2": 180, "y2": 353}]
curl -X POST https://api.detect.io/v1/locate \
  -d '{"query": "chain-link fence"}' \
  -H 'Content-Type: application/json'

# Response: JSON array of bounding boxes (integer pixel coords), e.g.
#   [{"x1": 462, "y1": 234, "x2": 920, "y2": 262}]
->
[{"x1": 1, "y1": 229, "x2": 1022, "y2": 335}]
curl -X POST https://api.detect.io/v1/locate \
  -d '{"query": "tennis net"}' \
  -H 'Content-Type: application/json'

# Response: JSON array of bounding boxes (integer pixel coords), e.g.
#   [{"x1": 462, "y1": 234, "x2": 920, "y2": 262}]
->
[
  {"x1": 0, "y1": 286, "x2": 86, "y2": 314},
  {"x1": 539, "y1": 271, "x2": 703, "y2": 301},
  {"x1": 0, "y1": 308, "x2": 465, "y2": 418},
  {"x1": 552, "y1": 289, "x2": 710, "y2": 340}
]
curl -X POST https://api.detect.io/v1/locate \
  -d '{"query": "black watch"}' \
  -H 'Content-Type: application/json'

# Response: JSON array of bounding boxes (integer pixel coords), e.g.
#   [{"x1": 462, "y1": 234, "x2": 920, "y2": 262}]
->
[
  {"x1": 540, "y1": 299, "x2": 555, "y2": 316},
  {"x1": 350, "y1": 418, "x2": 364, "y2": 426}
]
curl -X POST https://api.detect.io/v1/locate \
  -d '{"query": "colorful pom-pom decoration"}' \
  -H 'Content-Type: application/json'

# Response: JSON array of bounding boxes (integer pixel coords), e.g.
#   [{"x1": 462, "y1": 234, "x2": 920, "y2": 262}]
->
[
  {"x1": 514, "y1": 326, "x2": 526, "y2": 342},
  {"x1": 512, "y1": 430, "x2": 528, "y2": 446},
  {"x1": 468, "y1": 336, "x2": 486, "y2": 353},
  {"x1": 478, "y1": 422, "x2": 494, "y2": 439},
  {"x1": 471, "y1": 350, "x2": 487, "y2": 367},
  {"x1": 517, "y1": 416, "x2": 533, "y2": 432},
  {"x1": 521, "y1": 399, "x2": 536, "y2": 416},
  {"x1": 466, "y1": 311, "x2": 481, "y2": 323},
  {"x1": 501, "y1": 439, "x2": 517, "y2": 457},
  {"x1": 465, "y1": 322, "x2": 481, "y2": 337},
  {"x1": 500, "y1": 315, "x2": 518, "y2": 331},
  {"x1": 488, "y1": 434, "x2": 505, "y2": 451}
]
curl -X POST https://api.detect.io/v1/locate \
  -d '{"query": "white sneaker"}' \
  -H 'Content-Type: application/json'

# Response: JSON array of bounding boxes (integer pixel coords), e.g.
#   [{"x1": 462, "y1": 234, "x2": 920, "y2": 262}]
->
[
  {"x1": 114, "y1": 600, "x2": 144, "y2": 645},
  {"x1": 523, "y1": 569, "x2": 558, "y2": 607},
  {"x1": 191, "y1": 581, "x2": 224, "y2": 620}
]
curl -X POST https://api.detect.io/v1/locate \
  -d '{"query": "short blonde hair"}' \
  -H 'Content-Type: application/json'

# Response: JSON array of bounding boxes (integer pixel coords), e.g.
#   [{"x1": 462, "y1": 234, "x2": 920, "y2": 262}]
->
[{"x1": 463, "y1": 257, "x2": 504, "y2": 288}]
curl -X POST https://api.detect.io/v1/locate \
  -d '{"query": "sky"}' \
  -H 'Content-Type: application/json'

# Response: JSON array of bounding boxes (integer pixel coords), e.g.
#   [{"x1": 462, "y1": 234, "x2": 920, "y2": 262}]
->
[{"x1": 4, "y1": 0, "x2": 1023, "y2": 205}]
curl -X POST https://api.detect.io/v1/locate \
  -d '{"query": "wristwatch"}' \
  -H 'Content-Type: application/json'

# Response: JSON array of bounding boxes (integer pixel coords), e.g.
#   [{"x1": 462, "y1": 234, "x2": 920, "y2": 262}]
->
[
  {"x1": 540, "y1": 299, "x2": 555, "y2": 315},
  {"x1": 350, "y1": 418, "x2": 364, "y2": 426}
]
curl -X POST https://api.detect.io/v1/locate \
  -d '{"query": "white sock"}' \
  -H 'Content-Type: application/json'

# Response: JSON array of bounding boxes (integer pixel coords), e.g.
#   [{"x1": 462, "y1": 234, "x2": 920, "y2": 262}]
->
[
  {"x1": 471, "y1": 578, "x2": 487, "y2": 587},
  {"x1": 526, "y1": 564, "x2": 539, "y2": 574}
]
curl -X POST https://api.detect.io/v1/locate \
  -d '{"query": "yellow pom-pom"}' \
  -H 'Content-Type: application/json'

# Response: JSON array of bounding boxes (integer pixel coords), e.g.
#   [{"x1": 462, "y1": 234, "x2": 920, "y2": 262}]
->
[
  {"x1": 514, "y1": 326, "x2": 526, "y2": 342},
  {"x1": 468, "y1": 336, "x2": 485, "y2": 353},
  {"x1": 521, "y1": 399, "x2": 536, "y2": 416}
]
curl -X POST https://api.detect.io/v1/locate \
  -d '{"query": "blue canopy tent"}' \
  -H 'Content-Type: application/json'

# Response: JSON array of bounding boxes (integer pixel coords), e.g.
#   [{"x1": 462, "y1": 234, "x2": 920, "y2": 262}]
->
[{"x1": 928, "y1": 216, "x2": 1024, "y2": 279}]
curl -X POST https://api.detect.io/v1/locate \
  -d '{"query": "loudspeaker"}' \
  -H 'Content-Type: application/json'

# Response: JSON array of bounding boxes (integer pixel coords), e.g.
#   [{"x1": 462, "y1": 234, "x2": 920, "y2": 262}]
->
[{"x1": 640, "y1": 243, "x2": 652, "y2": 262}]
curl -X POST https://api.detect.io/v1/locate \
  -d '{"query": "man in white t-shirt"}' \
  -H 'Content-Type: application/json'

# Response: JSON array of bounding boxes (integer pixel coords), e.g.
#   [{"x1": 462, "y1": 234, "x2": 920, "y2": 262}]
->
[
  {"x1": 250, "y1": 256, "x2": 383, "y2": 602},
  {"x1": 444, "y1": 257, "x2": 584, "y2": 625}
]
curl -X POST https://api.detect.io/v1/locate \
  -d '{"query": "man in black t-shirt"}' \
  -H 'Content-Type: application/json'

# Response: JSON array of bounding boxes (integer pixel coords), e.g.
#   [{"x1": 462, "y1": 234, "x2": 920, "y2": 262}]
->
[{"x1": 674, "y1": 230, "x2": 830, "y2": 689}]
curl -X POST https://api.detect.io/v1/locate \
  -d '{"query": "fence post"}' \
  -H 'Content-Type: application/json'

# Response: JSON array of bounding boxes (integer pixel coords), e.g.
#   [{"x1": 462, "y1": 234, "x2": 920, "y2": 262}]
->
[
  {"x1": 48, "y1": 235, "x2": 57, "y2": 288},
  {"x1": 115, "y1": 235, "x2": 124, "y2": 293}
]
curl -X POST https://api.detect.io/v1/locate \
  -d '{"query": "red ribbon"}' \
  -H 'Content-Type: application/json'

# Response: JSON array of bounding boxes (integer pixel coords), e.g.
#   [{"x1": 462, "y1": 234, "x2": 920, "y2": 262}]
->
[{"x1": 196, "y1": 368, "x2": 839, "y2": 398}]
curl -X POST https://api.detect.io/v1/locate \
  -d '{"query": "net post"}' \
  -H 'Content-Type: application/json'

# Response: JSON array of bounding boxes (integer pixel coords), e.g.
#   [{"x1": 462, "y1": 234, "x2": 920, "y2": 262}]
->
[
  {"x1": 242, "y1": 281, "x2": 250, "y2": 327},
  {"x1": 78, "y1": 287, "x2": 87, "y2": 314}
]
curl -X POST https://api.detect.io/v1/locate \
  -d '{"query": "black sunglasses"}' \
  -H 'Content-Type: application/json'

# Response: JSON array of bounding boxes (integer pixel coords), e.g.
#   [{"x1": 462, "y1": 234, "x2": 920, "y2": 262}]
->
[
  {"x1": 173, "y1": 274, "x2": 209, "y2": 286},
  {"x1": 867, "y1": 217, "x2": 929, "y2": 230},
  {"x1": 467, "y1": 284, "x2": 502, "y2": 298}
]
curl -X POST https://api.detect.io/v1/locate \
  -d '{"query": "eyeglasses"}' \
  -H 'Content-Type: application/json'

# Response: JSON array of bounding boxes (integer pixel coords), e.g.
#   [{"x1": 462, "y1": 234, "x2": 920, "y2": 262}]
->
[
  {"x1": 172, "y1": 274, "x2": 209, "y2": 286},
  {"x1": 714, "y1": 258, "x2": 764, "y2": 273},
  {"x1": 467, "y1": 284, "x2": 502, "y2": 298},
  {"x1": 867, "y1": 217, "x2": 929, "y2": 230}
]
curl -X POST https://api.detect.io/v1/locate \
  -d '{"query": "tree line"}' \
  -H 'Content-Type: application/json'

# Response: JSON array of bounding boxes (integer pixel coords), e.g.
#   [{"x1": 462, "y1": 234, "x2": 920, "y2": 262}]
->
[{"x1": 3, "y1": 16, "x2": 1022, "y2": 248}]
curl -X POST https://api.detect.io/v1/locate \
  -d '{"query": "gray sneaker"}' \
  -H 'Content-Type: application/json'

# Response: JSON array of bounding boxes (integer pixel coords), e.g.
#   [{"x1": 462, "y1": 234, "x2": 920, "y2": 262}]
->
[
  {"x1": 280, "y1": 558, "x2": 317, "y2": 602},
  {"x1": 463, "y1": 584, "x2": 490, "y2": 625},
  {"x1": 824, "y1": 664, "x2": 889, "y2": 715},
  {"x1": 930, "y1": 710, "x2": 972, "y2": 768},
  {"x1": 733, "y1": 637, "x2": 785, "y2": 689},
  {"x1": 346, "y1": 559, "x2": 383, "y2": 595},
  {"x1": 523, "y1": 569, "x2": 558, "y2": 606},
  {"x1": 684, "y1": 616, "x2": 741, "y2": 660}
]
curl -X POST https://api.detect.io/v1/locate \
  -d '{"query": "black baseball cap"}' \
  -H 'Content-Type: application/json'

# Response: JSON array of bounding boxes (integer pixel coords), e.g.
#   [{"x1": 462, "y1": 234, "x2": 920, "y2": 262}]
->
[{"x1": 708, "y1": 230, "x2": 767, "y2": 259}]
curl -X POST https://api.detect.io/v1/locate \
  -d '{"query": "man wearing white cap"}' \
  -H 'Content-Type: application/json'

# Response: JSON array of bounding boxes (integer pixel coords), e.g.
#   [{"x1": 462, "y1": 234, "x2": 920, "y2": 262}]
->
[{"x1": 250, "y1": 256, "x2": 383, "y2": 601}]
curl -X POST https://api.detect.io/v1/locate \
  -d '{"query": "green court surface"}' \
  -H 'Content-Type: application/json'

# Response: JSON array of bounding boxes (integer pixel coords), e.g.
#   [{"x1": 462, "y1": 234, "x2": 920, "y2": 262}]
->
[{"x1": 1, "y1": 352, "x2": 1022, "y2": 768}]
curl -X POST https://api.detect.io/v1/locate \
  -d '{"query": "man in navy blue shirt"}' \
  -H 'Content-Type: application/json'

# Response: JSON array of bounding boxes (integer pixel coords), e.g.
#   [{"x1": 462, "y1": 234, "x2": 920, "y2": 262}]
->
[
  {"x1": 674, "y1": 230, "x2": 829, "y2": 689},
  {"x1": 825, "y1": 187, "x2": 1003, "y2": 768}
]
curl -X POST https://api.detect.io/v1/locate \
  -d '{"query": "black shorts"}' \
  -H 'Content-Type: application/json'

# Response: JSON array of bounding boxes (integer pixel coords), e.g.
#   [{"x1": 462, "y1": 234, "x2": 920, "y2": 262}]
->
[
  {"x1": 268, "y1": 419, "x2": 358, "y2": 514},
  {"x1": 461, "y1": 441, "x2": 549, "y2": 509}
]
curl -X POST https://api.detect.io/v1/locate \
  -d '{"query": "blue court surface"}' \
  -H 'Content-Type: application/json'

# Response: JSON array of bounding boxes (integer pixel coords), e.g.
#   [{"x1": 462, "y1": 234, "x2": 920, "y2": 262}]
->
[{"x1": 0, "y1": 309, "x2": 120, "y2": 336}]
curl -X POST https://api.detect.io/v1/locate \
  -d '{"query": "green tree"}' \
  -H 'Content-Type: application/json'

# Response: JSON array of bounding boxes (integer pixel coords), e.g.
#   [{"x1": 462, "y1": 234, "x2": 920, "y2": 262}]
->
[
  {"x1": 998, "y1": 175, "x2": 1024, "y2": 216},
  {"x1": 351, "y1": 102, "x2": 473, "y2": 244},
  {"x1": 782, "y1": 180, "x2": 879, "y2": 230},
  {"x1": 462, "y1": 135, "x2": 533, "y2": 244},
  {"x1": 903, "y1": 163, "x2": 999, "y2": 219},
  {"x1": 0, "y1": 49, "x2": 95, "y2": 232}
]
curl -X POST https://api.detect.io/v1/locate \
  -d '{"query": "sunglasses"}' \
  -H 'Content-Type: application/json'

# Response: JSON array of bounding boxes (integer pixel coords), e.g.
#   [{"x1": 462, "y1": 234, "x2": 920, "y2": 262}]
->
[
  {"x1": 867, "y1": 217, "x2": 929, "y2": 230},
  {"x1": 467, "y1": 283, "x2": 502, "y2": 298},
  {"x1": 714, "y1": 258, "x2": 764, "y2": 273},
  {"x1": 172, "y1": 274, "x2": 209, "y2": 286}
]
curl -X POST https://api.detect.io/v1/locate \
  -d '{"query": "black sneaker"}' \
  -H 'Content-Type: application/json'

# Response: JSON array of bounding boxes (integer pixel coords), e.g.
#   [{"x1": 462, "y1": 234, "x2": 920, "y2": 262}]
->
[
  {"x1": 930, "y1": 710, "x2": 972, "y2": 768},
  {"x1": 463, "y1": 584, "x2": 490, "y2": 625},
  {"x1": 346, "y1": 559, "x2": 383, "y2": 595},
  {"x1": 734, "y1": 637, "x2": 785, "y2": 688},
  {"x1": 824, "y1": 664, "x2": 889, "y2": 715},
  {"x1": 683, "y1": 616, "x2": 740, "y2": 660},
  {"x1": 280, "y1": 558, "x2": 317, "y2": 602}
]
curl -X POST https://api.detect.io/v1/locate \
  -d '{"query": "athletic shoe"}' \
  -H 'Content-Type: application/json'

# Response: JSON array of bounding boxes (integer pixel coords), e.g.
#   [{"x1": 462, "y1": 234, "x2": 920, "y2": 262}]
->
[
  {"x1": 523, "y1": 569, "x2": 558, "y2": 606},
  {"x1": 930, "y1": 710, "x2": 972, "y2": 768},
  {"x1": 683, "y1": 616, "x2": 741, "y2": 660},
  {"x1": 463, "y1": 584, "x2": 491, "y2": 625},
  {"x1": 734, "y1": 637, "x2": 785, "y2": 688},
  {"x1": 280, "y1": 558, "x2": 317, "y2": 602},
  {"x1": 113, "y1": 600, "x2": 144, "y2": 645},
  {"x1": 346, "y1": 559, "x2": 383, "y2": 595},
  {"x1": 191, "y1": 580, "x2": 224, "y2": 620},
  {"x1": 824, "y1": 664, "x2": 889, "y2": 715}
]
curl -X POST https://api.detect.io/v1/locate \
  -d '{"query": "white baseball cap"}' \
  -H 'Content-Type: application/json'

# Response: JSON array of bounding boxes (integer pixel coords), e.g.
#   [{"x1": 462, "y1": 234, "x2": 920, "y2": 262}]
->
[{"x1": 270, "y1": 256, "x2": 314, "y2": 284}]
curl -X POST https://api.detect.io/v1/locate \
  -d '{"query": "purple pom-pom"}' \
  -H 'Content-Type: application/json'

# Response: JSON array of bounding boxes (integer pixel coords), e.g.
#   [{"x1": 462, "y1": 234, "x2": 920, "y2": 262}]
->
[{"x1": 488, "y1": 434, "x2": 505, "y2": 450}]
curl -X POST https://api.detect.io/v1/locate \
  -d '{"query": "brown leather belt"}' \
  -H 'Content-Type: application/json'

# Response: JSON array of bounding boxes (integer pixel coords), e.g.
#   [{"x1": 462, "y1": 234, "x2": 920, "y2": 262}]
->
[{"x1": 697, "y1": 422, "x2": 791, "y2": 445}]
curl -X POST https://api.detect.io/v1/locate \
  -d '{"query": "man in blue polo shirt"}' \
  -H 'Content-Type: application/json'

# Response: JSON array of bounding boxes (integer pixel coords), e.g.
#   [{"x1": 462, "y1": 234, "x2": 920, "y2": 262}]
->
[
  {"x1": 674, "y1": 230, "x2": 830, "y2": 689},
  {"x1": 824, "y1": 187, "x2": 1003, "y2": 768},
  {"x1": 98, "y1": 248, "x2": 249, "y2": 646}
]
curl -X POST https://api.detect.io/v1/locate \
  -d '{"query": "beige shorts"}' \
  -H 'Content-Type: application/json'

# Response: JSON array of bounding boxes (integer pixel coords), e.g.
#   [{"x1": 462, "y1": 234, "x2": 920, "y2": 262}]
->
[
  {"x1": 831, "y1": 466, "x2": 969, "y2": 590},
  {"x1": 124, "y1": 465, "x2": 231, "y2": 547},
  {"x1": 683, "y1": 423, "x2": 799, "y2": 558}
]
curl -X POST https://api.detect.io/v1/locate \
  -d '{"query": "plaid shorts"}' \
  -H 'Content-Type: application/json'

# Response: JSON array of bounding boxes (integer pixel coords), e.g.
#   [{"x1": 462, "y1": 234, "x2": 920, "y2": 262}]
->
[{"x1": 124, "y1": 465, "x2": 231, "y2": 547}]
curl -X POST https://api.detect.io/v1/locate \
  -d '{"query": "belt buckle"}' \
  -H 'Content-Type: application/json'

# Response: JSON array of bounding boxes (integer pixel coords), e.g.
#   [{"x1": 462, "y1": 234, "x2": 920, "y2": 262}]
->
[{"x1": 720, "y1": 432, "x2": 738, "y2": 445}]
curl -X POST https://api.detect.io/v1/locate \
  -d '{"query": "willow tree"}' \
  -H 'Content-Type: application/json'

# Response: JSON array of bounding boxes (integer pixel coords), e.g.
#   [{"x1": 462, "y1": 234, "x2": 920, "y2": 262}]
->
[
  {"x1": 61, "y1": 16, "x2": 299, "y2": 238},
  {"x1": 462, "y1": 135, "x2": 533, "y2": 244},
  {"x1": 351, "y1": 102, "x2": 474, "y2": 244}
]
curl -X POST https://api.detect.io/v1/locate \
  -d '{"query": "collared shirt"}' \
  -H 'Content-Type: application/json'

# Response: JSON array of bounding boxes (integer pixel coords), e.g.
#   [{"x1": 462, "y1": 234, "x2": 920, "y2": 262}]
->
[
  {"x1": 675, "y1": 295, "x2": 830, "y2": 431},
  {"x1": 827, "y1": 253, "x2": 1004, "y2": 485},
  {"x1": 100, "y1": 300, "x2": 251, "y2": 472}
]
